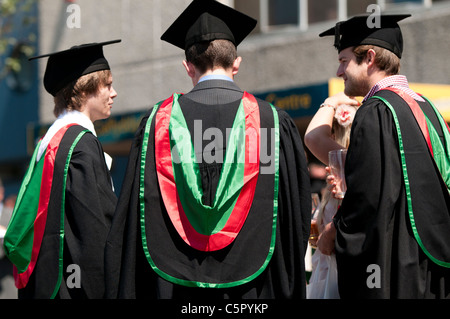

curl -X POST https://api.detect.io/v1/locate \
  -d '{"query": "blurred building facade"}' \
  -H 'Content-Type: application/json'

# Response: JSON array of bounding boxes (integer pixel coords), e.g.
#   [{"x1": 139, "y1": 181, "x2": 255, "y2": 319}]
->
[{"x1": 1, "y1": 0, "x2": 450, "y2": 194}]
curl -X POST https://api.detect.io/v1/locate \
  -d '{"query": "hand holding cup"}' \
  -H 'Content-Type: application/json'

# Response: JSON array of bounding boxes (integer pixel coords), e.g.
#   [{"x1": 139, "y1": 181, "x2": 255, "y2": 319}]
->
[{"x1": 328, "y1": 149, "x2": 347, "y2": 199}]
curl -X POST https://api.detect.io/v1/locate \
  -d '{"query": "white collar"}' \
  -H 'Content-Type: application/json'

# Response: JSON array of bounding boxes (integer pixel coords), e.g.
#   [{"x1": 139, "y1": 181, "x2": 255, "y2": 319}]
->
[
  {"x1": 37, "y1": 110, "x2": 96, "y2": 162},
  {"x1": 198, "y1": 74, "x2": 234, "y2": 83},
  {"x1": 35, "y1": 111, "x2": 114, "y2": 190}
]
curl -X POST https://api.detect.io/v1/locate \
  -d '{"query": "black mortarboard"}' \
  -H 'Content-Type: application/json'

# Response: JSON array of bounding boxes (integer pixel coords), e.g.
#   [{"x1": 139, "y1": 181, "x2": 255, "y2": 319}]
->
[
  {"x1": 319, "y1": 14, "x2": 410, "y2": 58},
  {"x1": 161, "y1": 0, "x2": 257, "y2": 50},
  {"x1": 29, "y1": 39, "x2": 121, "y2": 96}
]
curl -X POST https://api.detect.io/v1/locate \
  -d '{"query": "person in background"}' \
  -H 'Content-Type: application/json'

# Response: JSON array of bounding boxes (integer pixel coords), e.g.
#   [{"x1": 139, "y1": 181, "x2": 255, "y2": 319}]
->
[
  {"x1": 105, "y1": 0, "x2": 311, "y2": 299},
  {"x1": 3, "y1": 40, "x2": 120, "y2": 299},
  {"x1": 318, "y1": 14, "x2": 450, "y2": 298},
  {"x1": 304, "y1": 94, "x2": 358, "y2": 298}
]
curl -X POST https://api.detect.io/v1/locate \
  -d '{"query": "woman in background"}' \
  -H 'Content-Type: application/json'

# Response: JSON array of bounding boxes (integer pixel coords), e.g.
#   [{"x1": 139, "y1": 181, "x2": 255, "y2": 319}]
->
[{"x1": 304, "y1": 92, "x2": 358, "y2": 299}]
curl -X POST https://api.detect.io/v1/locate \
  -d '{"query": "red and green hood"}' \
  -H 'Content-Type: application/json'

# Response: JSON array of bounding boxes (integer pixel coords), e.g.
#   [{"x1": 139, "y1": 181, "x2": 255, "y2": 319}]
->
[
  {"x1": 3, "y1": 124, "x2": 88, "y2": 296},
  {"x1": 139, "y1": 92, "x2": 280, "y2": 287}
]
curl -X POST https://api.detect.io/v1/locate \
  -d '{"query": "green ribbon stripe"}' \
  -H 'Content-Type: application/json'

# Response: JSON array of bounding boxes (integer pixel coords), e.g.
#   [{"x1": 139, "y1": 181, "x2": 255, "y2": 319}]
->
[
  {"x1": 51, "y1": 129, "x2": 88, "y2": 299},
  {"x1": 421, "y1": 96, "x2": 450, "y2": 192}
]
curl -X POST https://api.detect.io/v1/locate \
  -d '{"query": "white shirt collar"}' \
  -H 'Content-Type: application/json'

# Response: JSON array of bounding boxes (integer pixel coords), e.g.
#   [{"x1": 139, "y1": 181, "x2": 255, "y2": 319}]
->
[
  {"x1": 37, "y1": 110, "x2": 96, "y2": 162},
  {"x1": 35, "y1": 110, "x2": 114, "y2": 190},
  {"x1": 198, "y1": 74, "x2": 234, "y2": 83}
]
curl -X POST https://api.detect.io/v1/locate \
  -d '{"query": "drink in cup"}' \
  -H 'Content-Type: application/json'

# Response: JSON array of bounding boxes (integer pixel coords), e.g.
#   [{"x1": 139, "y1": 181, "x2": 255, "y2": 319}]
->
[
  {"x1": 310, "y1": 219, "x2": 319, "y2": 248},
  {"x1": 309, "y1": 193, "x2": 320, "y2": 248},
  {"x1": 328, "y1": 149, "x2": 347, "y2": 199}
]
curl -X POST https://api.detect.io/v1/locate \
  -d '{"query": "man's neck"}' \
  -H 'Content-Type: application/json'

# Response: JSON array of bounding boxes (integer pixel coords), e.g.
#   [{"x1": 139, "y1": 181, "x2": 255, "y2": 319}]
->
[
  {"x1": 194, "y1": 68, "x2": 233, "y2": 86},
  {"x1": 367, "y1": 71, "x2": 389, "y2": 91}
]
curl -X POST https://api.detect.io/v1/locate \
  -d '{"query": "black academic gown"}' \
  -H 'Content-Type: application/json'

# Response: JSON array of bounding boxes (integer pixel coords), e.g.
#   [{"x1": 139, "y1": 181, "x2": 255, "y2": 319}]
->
[
  {"x1": 18, "y1": 125, "x2": 117, "y2": 299},
  {"x1": 334, "y1": 89, "x2": 450, "y2": 299},
  {"x1": 105, "y1": 80, "x2": 311, "y2": 299}
]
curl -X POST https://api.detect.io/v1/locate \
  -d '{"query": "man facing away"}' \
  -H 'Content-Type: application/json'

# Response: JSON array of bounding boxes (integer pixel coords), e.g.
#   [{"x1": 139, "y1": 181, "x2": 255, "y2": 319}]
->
[
  {"x1": 316, "y1": 14, "x2": 450, "y2": 298},
  {"x1": 105, "y1": 0, "x2": 311, "y2": 299}
]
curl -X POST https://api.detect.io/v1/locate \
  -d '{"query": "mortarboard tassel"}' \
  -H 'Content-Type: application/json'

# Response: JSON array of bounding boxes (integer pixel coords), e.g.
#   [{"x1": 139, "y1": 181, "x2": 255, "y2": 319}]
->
[{"x1": 334, "y1": 22, "x2": 342, "y2": 50}]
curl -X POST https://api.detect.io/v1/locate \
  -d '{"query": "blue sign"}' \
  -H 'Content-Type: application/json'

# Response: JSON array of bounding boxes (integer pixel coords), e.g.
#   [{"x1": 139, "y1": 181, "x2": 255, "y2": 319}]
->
[{"x1": 254, "y1": 82, "x2": 329, "y2": 119}]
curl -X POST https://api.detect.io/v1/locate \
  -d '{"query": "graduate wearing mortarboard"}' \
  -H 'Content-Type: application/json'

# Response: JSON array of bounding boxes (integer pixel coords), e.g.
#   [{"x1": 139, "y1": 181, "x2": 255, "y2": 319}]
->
[
  {"x1": 315, "y1": 14, "x2": 450, "y2": 298},
  {"x1": 104, "y1": 0, "x2": 311, "y2": 299},
  {"x1": 3, "y1": 40, "x2": 120, "y2": 298}
]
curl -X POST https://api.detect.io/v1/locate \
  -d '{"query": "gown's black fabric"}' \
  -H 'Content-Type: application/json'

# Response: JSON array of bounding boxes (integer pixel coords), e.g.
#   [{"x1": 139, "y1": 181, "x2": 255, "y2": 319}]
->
[
  {"x1": 105, "y1": 80, "x2": 311, "y2": 299},
  {"x1": 334, "y1": 89, "x2": 450, "y2": 299},
  {"x1": 18, "y1": 125, "x2": 117, "y2": 299}
]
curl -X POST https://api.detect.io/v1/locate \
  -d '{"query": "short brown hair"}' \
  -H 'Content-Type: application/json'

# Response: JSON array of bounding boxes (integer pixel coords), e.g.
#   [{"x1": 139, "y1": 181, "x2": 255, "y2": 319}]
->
[
  {"x1": 53, "y1": 70, "x2": 111, "y2": 117},
  {"x1": 185, "y1": 39, "x2": 237, "y2": 74},
  {"x1": 353, "y1": 45, "x2": 400, "y2": 76}
]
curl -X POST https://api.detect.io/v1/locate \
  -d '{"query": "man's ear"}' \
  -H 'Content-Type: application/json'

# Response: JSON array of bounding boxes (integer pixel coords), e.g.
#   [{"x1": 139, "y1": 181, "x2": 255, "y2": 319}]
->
[
  {"x1": 232, "y1": 56, "x2": 242, "y2": 76},
  {"x1": 183, "y1": 60, "x2": 196, "y2": 79},
  {"x1": 365, "y1": 49, "x2": 376, "y2": 68}
]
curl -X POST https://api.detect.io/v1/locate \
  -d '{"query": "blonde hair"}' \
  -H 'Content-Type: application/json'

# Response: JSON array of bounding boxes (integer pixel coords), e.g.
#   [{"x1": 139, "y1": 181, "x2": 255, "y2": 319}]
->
[
  {"x1": 331, "y1": 117, "x2": 352, "y2": 149},
  {"x1": 53, "y1": 70, "x2": 111, "y2": 117},
  {"x1": 316, "y1": 104, "x2": 357, "y2": 230}
]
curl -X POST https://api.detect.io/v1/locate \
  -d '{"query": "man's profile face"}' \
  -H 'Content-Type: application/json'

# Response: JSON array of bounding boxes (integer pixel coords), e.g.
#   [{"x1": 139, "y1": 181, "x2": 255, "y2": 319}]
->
[{"x1": 337, "y1": 47, "x2": 369, "y2": 97}]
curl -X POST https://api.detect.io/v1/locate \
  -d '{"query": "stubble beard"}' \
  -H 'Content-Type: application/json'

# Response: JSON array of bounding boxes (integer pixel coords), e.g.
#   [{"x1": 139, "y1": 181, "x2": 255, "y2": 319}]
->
[{"x1": 344, "y1": 76, "x2": 370, "y2": 98}]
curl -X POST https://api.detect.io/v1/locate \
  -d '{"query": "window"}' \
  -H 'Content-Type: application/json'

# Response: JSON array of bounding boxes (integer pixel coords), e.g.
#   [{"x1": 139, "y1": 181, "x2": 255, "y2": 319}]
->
[
  {"x1": 268, "y1": 0, "x2": 299, "y2": 26},
  {"x1": 385, "y1": 0, "x2": 422, "y2": 3},
  {"x1": 308, "y1": 0, "x2": 337, "y2": 24},
  {"x1": 348, "y1": 0, "x2": 377, "y2": 16},
  {"x1": 234, "y1": 0, "x2": 441, "y2": 34}
]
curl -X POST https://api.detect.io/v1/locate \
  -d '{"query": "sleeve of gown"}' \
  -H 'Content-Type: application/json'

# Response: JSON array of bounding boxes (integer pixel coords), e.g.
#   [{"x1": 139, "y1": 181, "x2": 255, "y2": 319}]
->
[
  {"x1": 273, "y1": 109, "x2": 312, "y2": 297},
  {"x1": 104, "y1": 112, "x2": 151, "y2": 298},
  {"x1": 278, "y1": 110, "x2": 311, "y2": 253},
  {"x1": 64, "y1": 134, "x2": 117, "y2": 298}
]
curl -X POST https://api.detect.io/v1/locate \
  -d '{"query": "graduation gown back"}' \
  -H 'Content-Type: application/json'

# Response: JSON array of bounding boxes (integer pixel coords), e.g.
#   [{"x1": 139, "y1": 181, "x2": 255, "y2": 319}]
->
[
  {"x1": 104, "y1": 82, "x2": 311, "y2": 299},
  {"x1": 334, "y1": 89, "x2": 450, "y2": 299}
]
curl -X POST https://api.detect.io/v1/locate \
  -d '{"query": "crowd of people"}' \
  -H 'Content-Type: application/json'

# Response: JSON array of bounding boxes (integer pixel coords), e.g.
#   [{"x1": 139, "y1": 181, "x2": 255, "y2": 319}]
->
[{"x1": 1, "y1": 0, "x2": 449, "y2": 300}]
